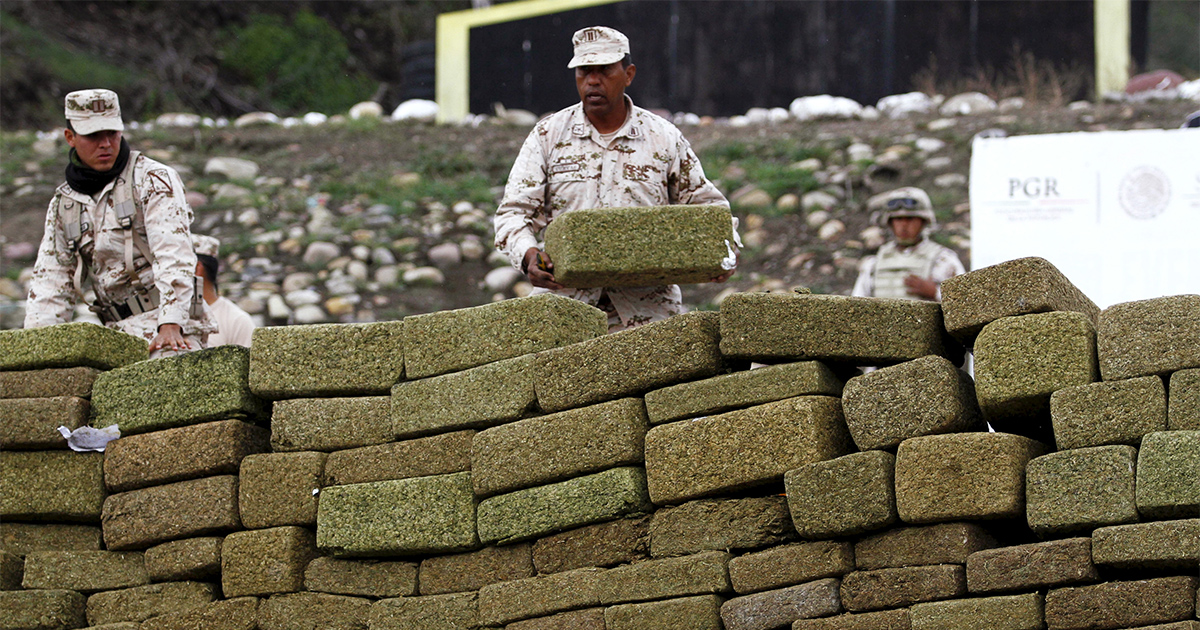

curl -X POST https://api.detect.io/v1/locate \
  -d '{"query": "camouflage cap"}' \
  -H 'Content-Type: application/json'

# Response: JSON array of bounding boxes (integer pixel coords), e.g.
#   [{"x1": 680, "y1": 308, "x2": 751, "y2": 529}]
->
[
  {"x1": 870, "y1": 186, "x2": 936, "y2": 226},
  {"x1": 568, "y1": 26, "x2": 630, "y2": 69},
  {"x1": 191, "y1": 234, "x2": 220, "y2": 258},
  {"x1": 65, "y1": 89, "x2": 124, "y2": 135}
]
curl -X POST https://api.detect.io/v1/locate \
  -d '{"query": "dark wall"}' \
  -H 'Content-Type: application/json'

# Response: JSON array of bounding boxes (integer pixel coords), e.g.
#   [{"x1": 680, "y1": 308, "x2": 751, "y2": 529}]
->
[{"x1": 469, "y1": 0, "x2": 1116, "y2": 117}]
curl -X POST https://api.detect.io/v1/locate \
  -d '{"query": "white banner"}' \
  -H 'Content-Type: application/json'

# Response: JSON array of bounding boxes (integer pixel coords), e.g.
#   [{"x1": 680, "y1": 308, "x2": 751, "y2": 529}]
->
[{"x1": 969, "y1": 128, "x2": 1200, "y2": 309}]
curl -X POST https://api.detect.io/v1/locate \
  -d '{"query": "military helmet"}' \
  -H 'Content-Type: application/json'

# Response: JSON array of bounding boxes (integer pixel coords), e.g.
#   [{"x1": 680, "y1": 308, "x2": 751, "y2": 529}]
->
[{"x1": 869, "y1": 187, "x2": 936, "y2": 226}]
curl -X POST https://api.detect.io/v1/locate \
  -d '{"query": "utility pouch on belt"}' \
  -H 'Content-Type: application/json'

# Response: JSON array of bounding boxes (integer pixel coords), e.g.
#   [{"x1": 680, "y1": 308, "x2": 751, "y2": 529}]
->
[{"x1": 92, "y1": 287, "x2": 161, "y2": 324}]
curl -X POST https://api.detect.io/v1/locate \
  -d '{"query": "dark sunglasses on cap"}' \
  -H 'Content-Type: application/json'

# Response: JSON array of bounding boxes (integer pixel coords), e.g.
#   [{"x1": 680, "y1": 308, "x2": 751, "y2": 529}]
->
[{"x1": 886, "y1": 197, "x2": 922, "y2": 210}]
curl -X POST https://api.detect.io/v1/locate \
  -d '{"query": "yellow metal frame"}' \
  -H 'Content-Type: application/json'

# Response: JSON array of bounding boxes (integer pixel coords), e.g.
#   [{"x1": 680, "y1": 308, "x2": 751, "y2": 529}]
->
[
  {"x1": 1094, "y1": 0, "x2": 1131, "y2": 98},
  {"x1": 435, "y1": 0, "x2": 625, "y2": 123}
]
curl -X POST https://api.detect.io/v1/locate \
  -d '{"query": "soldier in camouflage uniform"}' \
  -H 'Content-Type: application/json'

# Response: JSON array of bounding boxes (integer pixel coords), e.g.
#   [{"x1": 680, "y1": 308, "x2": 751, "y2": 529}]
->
[
  {"x1": 494, "y1": 26, "x2": 737, "y2": 331},
  {"x1": 852, "y1": 187, "x2": 965, "y2": 301},
  {"x1": 25, "y1": 89, "x2": 215, "y2": 357}
]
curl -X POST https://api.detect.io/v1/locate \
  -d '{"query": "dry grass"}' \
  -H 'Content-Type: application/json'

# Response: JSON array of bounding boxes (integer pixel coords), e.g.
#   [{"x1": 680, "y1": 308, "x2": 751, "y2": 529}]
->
[{"x1": 913, "y1": 44, "x2": 1091, "y2": 106}]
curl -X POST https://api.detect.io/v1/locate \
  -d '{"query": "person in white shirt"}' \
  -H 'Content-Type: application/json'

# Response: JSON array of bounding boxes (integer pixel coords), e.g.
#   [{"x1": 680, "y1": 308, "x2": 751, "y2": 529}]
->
[{"x1": 192, "y1": 234, "x2": 254, "y2": 347}]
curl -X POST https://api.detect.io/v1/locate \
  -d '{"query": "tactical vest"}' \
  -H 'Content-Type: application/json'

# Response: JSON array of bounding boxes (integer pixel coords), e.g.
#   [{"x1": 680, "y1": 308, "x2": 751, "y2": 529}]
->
[
  {"x1": 872, "y1": 240, "x2": 940, "y2": 300},
  {"x1": 56, "y1": 152, "x2": 203, "y2": 323}
]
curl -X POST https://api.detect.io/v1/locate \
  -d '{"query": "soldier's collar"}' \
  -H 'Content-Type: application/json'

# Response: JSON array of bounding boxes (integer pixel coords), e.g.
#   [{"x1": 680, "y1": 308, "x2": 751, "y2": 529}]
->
[{"x1": 572, "y1": 96, "x2": 643, "y2": 139}]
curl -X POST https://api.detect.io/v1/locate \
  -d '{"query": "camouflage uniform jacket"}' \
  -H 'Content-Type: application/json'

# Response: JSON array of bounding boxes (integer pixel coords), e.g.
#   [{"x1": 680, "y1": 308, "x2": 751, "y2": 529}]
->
[
  {"x1": 25, "y1": 154, "x2": 216, "y2": 342},
  {"x1": 851, "y1": 238, "x2": 965, "y2": 301},
  {"x1": 494, "y1": 97, "x2": 734, "y2": 330}
]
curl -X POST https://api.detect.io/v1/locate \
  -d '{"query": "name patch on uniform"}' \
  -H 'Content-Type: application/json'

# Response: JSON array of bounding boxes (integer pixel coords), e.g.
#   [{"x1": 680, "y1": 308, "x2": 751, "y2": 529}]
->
[{"x1": 550, "y1": 163, "x2": 581, "y2": 175}]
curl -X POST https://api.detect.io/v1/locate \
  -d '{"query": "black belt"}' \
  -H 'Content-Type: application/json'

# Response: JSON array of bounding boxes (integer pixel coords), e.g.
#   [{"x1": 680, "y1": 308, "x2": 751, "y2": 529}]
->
[{"x1": 93, "y1": 288, "x2": 160, "y2": 324}]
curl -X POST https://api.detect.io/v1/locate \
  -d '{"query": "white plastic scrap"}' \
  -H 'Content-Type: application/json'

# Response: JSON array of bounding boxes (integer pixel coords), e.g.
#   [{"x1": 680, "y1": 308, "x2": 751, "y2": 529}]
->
[{"x1": 57, "y1": 424, "x2": 121, "y2": 452}]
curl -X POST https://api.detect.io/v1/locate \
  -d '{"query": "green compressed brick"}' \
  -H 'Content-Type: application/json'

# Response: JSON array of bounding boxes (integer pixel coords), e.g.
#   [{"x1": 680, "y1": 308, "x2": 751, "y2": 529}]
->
[
  {"x1": 720, "y1": 578, "x2": 842, "y2": 630},
  {"x1": 0, "y1": 590, "x2": 86, "y2": 630},
  {"x1": 542, "y1": 204, "x2": 737, "y2": 288},
  {"x1": 1098, "y1": 295, "x2": 1200, "y2": 381},
  {"x1": 0, "y1": 522, "x2": 102, "y2": 556},
  {"x1": 719, "y1": 291, "x2": 956, "y2": 365},
  {"x1": 21, "y1": 550, "x2": 147, "y2": 592},
  {"x1": 841, "y1": 565, "x2": 966, "y2": 612},
  {"x1": 911, "y1": 592, "x2": 1044, "y2": 630},
  {"x1": 605, "y1": 594, "x2": 724, "y2": 630},
  {"x1": 144, "y1": 537, "x2": 223, "y2": 582},
  {"x1": 1026, "y1": 445, "x2": 1139, "y2": 536},
  {"x1": 507, "y1": 608, "x2": 605, "y2": 630},
  {"x1": 785, "y1": 450, "x2": 898, "y2": 539},
  {"x1": 597, "y1": 550, "x2": 731, "y2": 605},
  {"x1": 324, "y1": 431, "x2": 473, "y2": 486},
  {"x1": 238, "y1": 451, "x2": 326, "y2": 529},
  {"x1": 1092, "y1": 519, "x2": 1200, "y2": 570},
  {"x1": 138, "y1": 597, "x2": 259, "y2": 630},
  {"x1": 0, "y1": 366, "x2": 102, "y2": 399},
  {"x1": 649, "y1": 496, "x2": 794, "y2": 558},
  {"x1": 895, "y1": 433, "x2": 1047, "y2": 524},
  {"x1": 1045, "y1": 576, "x2": 1199, "y2": 630},
  {"x1": 644, "y1": 361, "x2": 843, "y2": 425},
  {"x1": 369, "y1": 592, "x2": 478, "y2": 630},
  {"x1": 728, "y1": 541, "x2": 853, "y2": 595},
  {"x1": 85, "y1": 581, "x2": 216, "y2": 625},
  {"x1": 0, "y1": 396, "x2": 89, "y2": 449},
  {"x1": 966, "y1": 538, "x2": 1099, "y2": 594},
  {"x1": 940, "y1": 256, "x2": 1099, "y2": 347},
  {"x1": 1169, "y1": 369, "x2": 1200, "y2": 430},
  {"x1": 0, "y1": 321, "x2": 146, "y2": 371},
  {"x1": 855, "y1": 522, "x2": 996, "y2": 570},
  {"x1": 1136, "y1": 431, "x2": 1200, "y2": 519},
  {"x1": 973, "y1": 311, "x2": 1098, "y2": 441},
  {"x1": 403, "y1": 293, "x2": 606, "y2": 380},
  {"x1": 645, "y1": 396, "x2": 850, "y2": 505},
  {"x1": 472, "y1": 397, "x2": 647, "y2": 497},
  {"x1": 256, "y1": 592, "x2": 372, "y2": 630},
  {"x1": 477, "y1": 466, "x2": 652, "y2": 546},
  {"x1": 532, "y1": 516, "x2": 650, "y2": 574},
  {"x1": 305, "y1": 556, "x2": 419, "y2": 598},
  {"x1": 317, "y1": 472, "x2": 478, "y2": 557},
  {"x1": 535, "y1": 310, "x2": 724, "y2": 413},
  {"x1": 843, "y1": 355, "x2": 984, "y2": 451},
  {"x1": 477, "y1": 567, "x2": 604, "y2": 626},
  {"x1": 792, "y1": 609, "x2": 911, "y2": 630},
  {"x1": 248, "y1": 321, "x2": 405, "y2": 399},
  {"x1": 104, "y1": 419, "x2": 269, "y2": 492},
  {"x1": 92, "y1": 346, "x2": 266, "y2": 435},
  {"x1": 1050, "y1": 376, "x2": 1167, "y2": 450},
  {"x1": 392, "y1": 354, "x2": 536, "y2": 439},
  {"x1": 270, "y1": 396, "x2": 392, "y2": 452},
  {"x1": 101, "y1": 475, "x2": 241, "y2": 550},
  {"x1": 222, "y1": 526, "x2": 317, "y2": 598},
  {"x1": 0, "y1": 451, "x2": 105, "y2": 522}
]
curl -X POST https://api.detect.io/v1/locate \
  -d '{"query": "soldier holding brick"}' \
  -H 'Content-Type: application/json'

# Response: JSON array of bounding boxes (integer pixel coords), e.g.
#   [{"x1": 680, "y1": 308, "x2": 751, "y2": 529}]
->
[
  {"x1": 494, "y1": 26, "x2": 737, "y2": 331},
  {"x1": 852, "y1": 187, "x2": 964, "y2": 301}
]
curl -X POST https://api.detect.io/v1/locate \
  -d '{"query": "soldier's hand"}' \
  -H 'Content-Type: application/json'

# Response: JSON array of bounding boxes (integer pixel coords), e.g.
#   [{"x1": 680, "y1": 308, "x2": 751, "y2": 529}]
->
[
  {"x1": 903, "y1": 275, "x2": 939, "y2": 300},
  {"x1": 150, "y1": 323, "x2": 191, "y2": 353},
  {"x1": 712, "y1": 250, "x2": 740, "y2": 283},
  {"x1": 523, "y1": 248, "x2": 564, "y2": 290}
]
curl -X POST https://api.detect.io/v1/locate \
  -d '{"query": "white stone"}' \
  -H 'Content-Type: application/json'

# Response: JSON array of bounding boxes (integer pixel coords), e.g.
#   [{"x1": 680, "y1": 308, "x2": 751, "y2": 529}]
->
[
  {"x1": 1068, "y1": 100, "x2": 1092, "y2": 111},
  {"x1": 775, "y1": 194, "x2": 800, "y2": 212},
  {"x1": 860, "y1": 106, "x2": 882, "y2": 120},
  {"x1": 924, "y1": 156, "x2": 953, "y2": 170},
  {"x1": 459, "y1": 237, "x2": 487, "y2": 261},
  {"x1": 372, "y1": 247, "x2": 396, "y2": 266},
  {"x1": 452, "y1": 201, "x2": 475, "y2": 215},
  {"x1": 303, "y1": 112, "x2": 328, "y2": 125},
  {"x1": 860, "y1": 225, "x2": 887, "y2": 250},
  {"x1": 293, "y1": 304, "x2": 328, "y2": 324},
  {"x1": 236, "y1": 296, "x2": 265, "y2": 315},
  {"x1": 302, "y1": 241, "x2": 341, "y2": 267},
  {"x1": 819, "y1": 220, "x2": 846, "y2": 241},
  {"x1": 351, "y1": 245, "x2": 372, "y2": 261},
  {"x1": 998, "y1": 97, "x2": 1026, "y2": 112},
  {"x1": 156, "y1": 113, "x2": 202, "y2": 128},
  {"x1": 484, "y1": 266, "x2": 524, "y2": 293},
  {"x1": 789, "y1": 94, "x2": 864, "y2": 121},
  {"x1": 744, "y1": 107, "x2": 772, "y2": 124},
  {"x1": 427, "y1": 242, "x2": 462, "y2": 267},
  {"x1": 801, "y1": 190, "x2": 839, "y2": 212},
  {"x1": 282, "y1": 272, "x2": 316, "y2": 293},
  {"x1": 307, "y1": 206, "x2": 336, "y2": 235},
  {"x1": 487, "y1": 249, "x2": 510, "y2": 266},
  {"x1": 734, "y1": 188, "x2": 773, "y2": 208},
  {"x1": 204, "y1": 157, "x2": 260, "y2": 181},
  {"x1": 251, "y1": 230, "x2": 283, "y2": 245},
  {"x1": 234, "y1": 112, "x2": 280, "y2": 127},
  {"x1": 213, "y1": 184, "x2": 251, "y2": 200},
  {"x1": 32, "y1": 136, "x2": 59, "y2": 157},
  {"x1": 403, "y1": 267, "x2": 446, "y2": 285},
  {"x1": 769, "y1": 107, "x2": 790, "y2": 124},
  {"x1": 285, "y1": 289, "x2": 323, "y2": 307},
  {"x1": 512, "y1": 281, "x2": 533, "y2": 298},
  {"x1": 349, "y1": 101, "x2": 384, "y2": 120},
  {"x1": 346, "y1": 260, "x2": 369, "y2": 282},
  {"x1": 915, "y1": 137, "x2": 946, "y2": 153},
  {"x1": 493, "y1": 103, "x2": 537, "y2": 126},
  {"x1": 391, "y1": 99, "x2": 439, "y2": 122},
  {"x1": 876, "y1": 92, "x2": 936, "y2": 118},
  {"x1": 267, "y1": 295, "x2": 291, "y2": 320},
  {"x1": 374, "y1": 266, "x2": 401, "y2": 286},
  {"x1": 939, "y1": 91, "x2": 997, "y2": 116},
  {"x1": 926, "y1": 118, "x2": 957, "y2": 131},
  {"x1": 1179, "y1": 79, "x2": 1200, "y2": 100},
  {"x1": 805, "y1": 210, "x2": 830, "y2": 229},
  {"x1": 729, "y1": 115, "x2": 750, "y2": 127},
  {"x1": 847, "y1": 143, "x2": 874, "y2": 162},
  {"x1": 934, "y1": 173, "x2": 968, "y2": 188},
  {"x1": 791, "y1": 158, "x2": 823, "y2": 171}
]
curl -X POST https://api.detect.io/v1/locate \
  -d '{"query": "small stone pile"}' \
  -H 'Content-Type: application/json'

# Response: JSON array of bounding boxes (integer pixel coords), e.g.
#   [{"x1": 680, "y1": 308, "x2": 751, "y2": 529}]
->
[{"x1": 1, "y1": 257, "x2": 1198, "y2": 630}]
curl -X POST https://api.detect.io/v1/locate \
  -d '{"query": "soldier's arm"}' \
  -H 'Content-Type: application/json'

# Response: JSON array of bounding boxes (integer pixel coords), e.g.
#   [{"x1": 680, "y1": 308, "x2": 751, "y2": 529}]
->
[
  {"x1": 494, "y1": 129, "x2": 551, "y2": 271},
  {"x1": 138, "y1": 163, "x2": 197, "y2": 331},
  {"x1": 24, "y1": 195, "x2": 78, "y2": 328}
]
